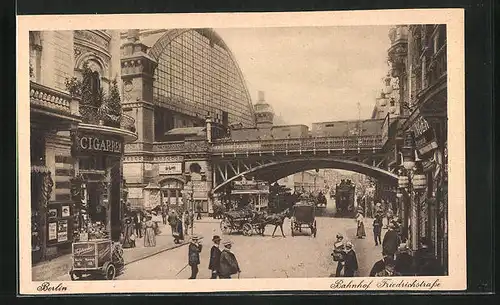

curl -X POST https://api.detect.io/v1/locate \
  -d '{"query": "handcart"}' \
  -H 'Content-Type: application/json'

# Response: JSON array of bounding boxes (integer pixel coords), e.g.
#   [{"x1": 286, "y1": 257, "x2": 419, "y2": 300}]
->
[{"x1": 69, "y1": 239, "x2": 124, "y2": 280}]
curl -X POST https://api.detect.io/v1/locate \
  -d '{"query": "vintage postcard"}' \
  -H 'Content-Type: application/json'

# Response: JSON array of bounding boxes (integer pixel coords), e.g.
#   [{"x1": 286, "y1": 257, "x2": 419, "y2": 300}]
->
[{"x1": 18, "y1": 9, "x2": 465, "y2": 294}]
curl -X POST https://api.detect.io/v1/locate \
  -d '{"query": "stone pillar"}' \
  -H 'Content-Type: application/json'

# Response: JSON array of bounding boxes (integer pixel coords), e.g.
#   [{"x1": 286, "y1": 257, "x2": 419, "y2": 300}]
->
[
  {"x1": 206, "y1": 118, "x2": 212, "y2": 143},
  {"x1": 121, "y1": 29, "x2": 158, "y2": 208}
]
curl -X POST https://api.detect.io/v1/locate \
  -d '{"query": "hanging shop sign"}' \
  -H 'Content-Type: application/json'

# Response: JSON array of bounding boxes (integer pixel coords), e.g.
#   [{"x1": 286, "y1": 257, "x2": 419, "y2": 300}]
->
[
  {"x1": 409, "y1": 110, "x2": 438, "y2": 156},
  {"x1": 159, "y1": 163, "x2": 183, "y2": 175},
  {"x1": 72, "y1": 131, "x2": 124, "y2": 156}
]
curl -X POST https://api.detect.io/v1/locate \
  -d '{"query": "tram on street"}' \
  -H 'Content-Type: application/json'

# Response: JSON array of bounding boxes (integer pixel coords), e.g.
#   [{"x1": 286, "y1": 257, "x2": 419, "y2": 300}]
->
[
  {"x1": 335, "y1": 179, "x2": 356, "y2": 218},
  {"x1": 230, "y1": 178, "x2": 270, "y2": 211}
]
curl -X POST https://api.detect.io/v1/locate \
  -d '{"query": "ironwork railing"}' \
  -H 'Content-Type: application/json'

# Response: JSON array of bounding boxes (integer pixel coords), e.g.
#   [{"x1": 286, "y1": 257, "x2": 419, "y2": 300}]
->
[
  {"x1": 211, "y1": 135, "x2": 383, "y2": 154},
  {"x1": 30, "y1": 81, "x2": 72, "y2": 114},
  {"x1": 79, "y1": 105, "x2": 136, "y2": 133}
]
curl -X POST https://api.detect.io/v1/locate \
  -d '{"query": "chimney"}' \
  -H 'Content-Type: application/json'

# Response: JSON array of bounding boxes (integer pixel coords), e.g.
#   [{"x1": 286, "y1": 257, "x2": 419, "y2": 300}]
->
[{"x1": 258, "y1": 91, "x2": 265, "y2": 103}]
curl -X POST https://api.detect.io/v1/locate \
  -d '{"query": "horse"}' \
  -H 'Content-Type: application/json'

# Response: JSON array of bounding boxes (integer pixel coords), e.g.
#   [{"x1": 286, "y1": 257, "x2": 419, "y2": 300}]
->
[{"x1": 263, "y1": 208, "x2": 291, "y2": 238}]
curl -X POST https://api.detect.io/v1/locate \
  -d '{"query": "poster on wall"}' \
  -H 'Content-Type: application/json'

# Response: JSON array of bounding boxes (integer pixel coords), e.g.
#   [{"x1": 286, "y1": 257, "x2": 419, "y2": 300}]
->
[
  {"x1": 48, "y1": 222, "x2": 57, "y2": 241},
  {"x1": 61, "y1": 205, "x2": 70, "y2": 217},
  {"x1": 57, "y1": 219, "x2": 68, "y2": 242},
  {"x1": 48, "y1": 209, "x2": 58, "y2": 219}
]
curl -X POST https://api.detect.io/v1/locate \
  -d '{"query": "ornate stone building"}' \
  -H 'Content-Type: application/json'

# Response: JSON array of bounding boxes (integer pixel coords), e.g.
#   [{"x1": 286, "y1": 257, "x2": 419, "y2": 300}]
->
[
  {"x1": 388, "y1": 24, "x2": 448, "y2": 273},
  {"x1": 29, "y1": 30, "x2": 137, "y2": 267},
  {"x1": 119, "y1": 29, "x2": 256, "y2": 213}
]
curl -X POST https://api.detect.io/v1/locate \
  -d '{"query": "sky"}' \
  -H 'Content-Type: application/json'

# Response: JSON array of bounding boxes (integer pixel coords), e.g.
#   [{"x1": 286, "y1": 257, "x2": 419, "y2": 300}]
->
[{"x1": 215, "y1": 26, "x2": 392, "y2": 127}]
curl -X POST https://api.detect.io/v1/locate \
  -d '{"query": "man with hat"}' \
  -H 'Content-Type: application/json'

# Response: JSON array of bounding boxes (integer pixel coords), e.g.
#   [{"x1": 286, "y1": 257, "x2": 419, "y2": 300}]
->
[
  {"x1": 188, "y1": 235, "x2": 203, "y2": 279},
  {"x1": 209, "y1": 235, "x2": 222, "y2": 279},
  {"x1": 382, "y1": 223, "x2": 401, "y2": 259},
  {"x1": 343, "y1": 241, "x2": 359, "y2": 277},
  {"x1": 332, "y1": 233, "x2": 346, "y2": 277},
  {"x1": 395, "y1": 243, "x2": 414, "y2": 276},
  {"x1": 219, "y1": 240, "x2": 241, "y2": 279}
]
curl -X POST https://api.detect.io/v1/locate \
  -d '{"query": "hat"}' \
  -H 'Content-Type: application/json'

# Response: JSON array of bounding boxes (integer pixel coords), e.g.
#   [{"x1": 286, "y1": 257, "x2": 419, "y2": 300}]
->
[
  {"x1": 398, "y1": 243, "x2": 409, "y2": 252},
  {"x1": 223, "y1": 240, "x2": 233, "y2": 247},
  {"x1": 212, "y1": 235, "x2": 221, "y2": 242},
  {"x1": 336, "y1": 233, "x2": 344, "y2": 239},
  {"x1": 388, "y1": 223, "x2": 396, "y2": 229},
  {"x1": 345, "y1": 241, "x2": 353, "y2": 249},
  {"x1": 191, "y1": 235, "x2": 199, "y2": 241}
]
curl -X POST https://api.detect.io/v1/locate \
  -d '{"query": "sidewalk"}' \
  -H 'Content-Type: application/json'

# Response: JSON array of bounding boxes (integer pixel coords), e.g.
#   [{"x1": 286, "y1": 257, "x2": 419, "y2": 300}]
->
[{"x1": 32, "y1": 223, "x2": 203, "y2": 281}]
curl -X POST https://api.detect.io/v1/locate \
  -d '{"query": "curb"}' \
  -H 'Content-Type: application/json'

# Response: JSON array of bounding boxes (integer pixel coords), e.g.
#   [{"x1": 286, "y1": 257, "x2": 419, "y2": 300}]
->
[{"x1": 125, "y1": 236, "x2": 204, "y2": 266}]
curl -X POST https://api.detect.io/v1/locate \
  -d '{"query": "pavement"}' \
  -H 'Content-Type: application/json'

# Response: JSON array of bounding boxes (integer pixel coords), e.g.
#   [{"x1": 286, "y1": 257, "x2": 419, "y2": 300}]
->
[{"x1": 32, "y1": 222, "x2": 203, "y2": 281}]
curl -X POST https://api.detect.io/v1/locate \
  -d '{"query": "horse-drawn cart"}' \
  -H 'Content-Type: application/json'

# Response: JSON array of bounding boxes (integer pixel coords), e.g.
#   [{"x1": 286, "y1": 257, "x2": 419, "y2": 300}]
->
[
  {"x1": 290, "y1": 202, "x2": 317, "y2": 237},
  {"x1": 69, "y1": 239, "x2": 124, "y2": 280},
  {"x1": 220, "y1": 209, "x2": 267, "y2": 236}
]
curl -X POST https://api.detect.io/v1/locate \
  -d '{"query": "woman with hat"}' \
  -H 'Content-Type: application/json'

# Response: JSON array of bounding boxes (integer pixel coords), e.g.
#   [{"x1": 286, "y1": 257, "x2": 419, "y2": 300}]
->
[
  {"x1": 188, "y1": 235, "x2": 203, "y2": 279},
  {"x1": 332, "y1": 233, "x2": 346, "y2": 277},
  {"x1": 343, "y1": 241, "x2": 359, "y2": 277},
  {"x1": 209, "y1": 235, "x2": 222, "y2": 279},
  {"x1": 355, "y1": 210, "x2": 366, "y2": 239},
  {"x1": 121, "y1": 216, "x2": 136, "y2": 248},
  {"x1": 382, "y1": 222, "x2": 400, "y2": 258},
  {"x1": 219, "y1": 240, "x2": 241, "y2": 279},
  {"x1": 143, "y1": 214, "x2": 156, "y2": 247}
]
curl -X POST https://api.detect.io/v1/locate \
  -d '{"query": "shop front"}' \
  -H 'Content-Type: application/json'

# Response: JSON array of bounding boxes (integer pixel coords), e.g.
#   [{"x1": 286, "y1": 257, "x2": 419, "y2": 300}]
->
[{"x1": 70, "y1": 128, "x2": 133, "y2": 243}]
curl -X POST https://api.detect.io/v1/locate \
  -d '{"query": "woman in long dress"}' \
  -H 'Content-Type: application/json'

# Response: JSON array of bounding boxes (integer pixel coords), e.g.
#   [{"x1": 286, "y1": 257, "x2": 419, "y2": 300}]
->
[
  {"x1": 122, "y1": 217, "x2": 136, "y2": 248},
  {"x1": 144, "y1": 215, "x2": 156, "y2": 247},
  {"x1": 356, "y1": 211, "x2": 366, "y2": 239}
]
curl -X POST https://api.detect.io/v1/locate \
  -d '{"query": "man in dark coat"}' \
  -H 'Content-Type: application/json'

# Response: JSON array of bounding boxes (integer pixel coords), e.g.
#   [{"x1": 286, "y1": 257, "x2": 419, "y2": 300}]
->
[
  {"x1": 370, "y1": 255, "x2": 399, "y2": 277},
  {"x1": 161, "y1": 204, "x2": 168, "y2": 225},
  {"x1": 370, "y1": 254, "x2": 391, "y2": 276},
  {"x1": 133, "y1": 210, "x2": 143, "y2": 238},
  {"x1": 395, "y1": 243, "x2": 415, "y2": 276},
  {"x1": 209, "y1": 235, "x2": 222, "y2": 279},
  {"x1": 414, "y1": 238, "x2": 442, "y2": 276},
  {"x1": 332, "y1": 233, "x2": 346, "y2": 277},
  {"x1": 188, "y1": 235, "x2": 203, "y2": 279},
  {"x1": 167, "y1": 210, "x2": 178, "y2": 235},
  {"x1": 382, "y1": 223, "x2": 400, "y2": 258},
  {"x1": 373, "y1": 218, "x2": 382, "y2": 246},
  {"x1": 343, "y1": 242, "x2": 358, "y2": 277},
  {"x1": 219, "y1": 240, "x2": 241, "y2": 279}
]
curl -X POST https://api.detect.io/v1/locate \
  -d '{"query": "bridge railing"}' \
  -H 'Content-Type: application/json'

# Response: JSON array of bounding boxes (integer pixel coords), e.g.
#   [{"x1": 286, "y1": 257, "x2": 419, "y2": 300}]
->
[{"x1": 210, "y1": 135, "x2": 383, "y2": 154}]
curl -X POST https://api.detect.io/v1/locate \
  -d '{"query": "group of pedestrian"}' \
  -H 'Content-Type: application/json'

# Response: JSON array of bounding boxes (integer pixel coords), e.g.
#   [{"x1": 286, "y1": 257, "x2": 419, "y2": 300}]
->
[
  {"x1": 370, "y1": 237, "x2": 442, "y2": 276},
  {"x1": 187, "y1": 235, "x2": 241, "y2": 279},
  {"x1": 332, "y1": 233, "x2": 359, "y2": 277},
  {"x1": 121, "y1": 210, "x2": 160, "y2": 248}
]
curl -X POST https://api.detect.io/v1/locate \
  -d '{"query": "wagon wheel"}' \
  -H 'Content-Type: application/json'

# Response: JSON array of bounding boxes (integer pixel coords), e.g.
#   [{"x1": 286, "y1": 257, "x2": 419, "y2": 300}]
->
[
  {"x1": 103, "y1": 262, "x2": 116, "y2": 280},
  {"x1": 220, "y1": 218, "x2": 232, "y2": 234},
  {"x1": 312, "y1": 220, "x2": 317, "y2": 238},
  {"x1": 69, "y1": 269, "x2": 82, "y2": 281},
  {"x1": 242, "y1": 223, "x2": 253, "y2": 236}
]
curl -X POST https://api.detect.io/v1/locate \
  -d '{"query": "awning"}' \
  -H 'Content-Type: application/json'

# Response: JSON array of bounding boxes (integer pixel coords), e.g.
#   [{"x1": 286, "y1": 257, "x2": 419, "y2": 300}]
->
[{"x1": 165, "y1": 127, "x2": 205, "y2": 136}]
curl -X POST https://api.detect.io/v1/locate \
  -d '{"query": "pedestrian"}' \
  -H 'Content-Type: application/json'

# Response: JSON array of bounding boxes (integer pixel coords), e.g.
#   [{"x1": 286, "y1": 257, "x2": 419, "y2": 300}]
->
[
  {"x1": 184, "y1": 211, "x2": 191, "y2": 236},
  {"x1": 382, "y1": 223, "x2": 400, "y2": 258},
  {"x1": 167, "y1": 210, "x2": 178, "y2": 235},
  {"x1": 121, "y1": 216, "x2": 136, "y2": 248},
  {"x1": 209, "y1": 235, "x2": 222, "y2": 279},
  {"x1": 395, "y1": 243, "x2": 414, "y2": 276},
  {"x1": 188, "y1": 235, "x2": 203, "y2": 279},
  {"x1": 332, "y1": 233, "x2": 346, "y2": 277},
  {"x1": 355, "y1": 210, "x2": 366, "y2": 239},
  {"x1": 414, "y1": 237, "x2": 442, "y2": 276},
  {"x1": 196, "y1": 202, "x2": 202, "y2": 220},
  {"x1": 386, "y1": 207, "x2": 394, "y2": 229},
  {"x1": 143, "y1": 214, "x2": 156, "y2": 247},
  {"x1": 343, "y1": 242, "x2": 359, "y2": 277},
  {"x1": 219, "y1": 240, "x2": 241, "y2": 279},
  {"x1": 373, "y1": 217, "x2": 382, "y2": 246},
  {"x1": 370, "y1": 255, "x2": 399, "y2": 277},
  {"x1": 133, "y1": 210, "x2": 143, "y2": 238},
  {"x1": 161, "y1": 204, "x2": 168, "y2": 225}
]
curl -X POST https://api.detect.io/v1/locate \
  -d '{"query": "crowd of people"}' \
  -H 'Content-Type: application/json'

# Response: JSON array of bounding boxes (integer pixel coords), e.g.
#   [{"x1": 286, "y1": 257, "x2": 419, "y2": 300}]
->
[
  {"x1": 188, "y1": 235, "x2": 241, "y2": 279},
  {"x1": 332, "y1": 202, "x2": 442, "y2": 277}
]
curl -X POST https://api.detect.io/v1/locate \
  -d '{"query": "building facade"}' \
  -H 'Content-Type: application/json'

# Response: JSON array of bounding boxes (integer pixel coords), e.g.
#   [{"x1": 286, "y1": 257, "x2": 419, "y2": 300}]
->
[
  {"x1": 29, "y1": 30, "x2": 137, "y2": 264},
  {"x1": 120, "y1": 29, "x2": 256, "y2": 213},
  {"x1": 387, "y1": 24, "x2": 448, "y2": 273}
]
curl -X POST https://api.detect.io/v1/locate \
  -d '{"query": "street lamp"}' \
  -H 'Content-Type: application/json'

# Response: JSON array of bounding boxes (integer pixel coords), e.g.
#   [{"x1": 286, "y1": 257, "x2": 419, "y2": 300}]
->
[{"x1": 397, "y1": 131, "x2": 427, "y2": 252}]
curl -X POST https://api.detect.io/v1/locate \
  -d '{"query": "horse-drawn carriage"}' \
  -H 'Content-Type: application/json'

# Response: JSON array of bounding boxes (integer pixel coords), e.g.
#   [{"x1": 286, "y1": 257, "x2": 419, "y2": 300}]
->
[
  {"x1": 220, "y1": 208, "x2": 267, "y2": 236},
  {"x1": 290, "y1": 202, "x2": 317, "y2": 237}
]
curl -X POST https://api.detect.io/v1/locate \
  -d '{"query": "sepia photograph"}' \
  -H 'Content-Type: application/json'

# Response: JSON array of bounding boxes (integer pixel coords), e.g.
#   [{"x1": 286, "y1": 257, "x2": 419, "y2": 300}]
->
[{"x1": 18, "y1": 10, "x2": 465, "y2": 294}]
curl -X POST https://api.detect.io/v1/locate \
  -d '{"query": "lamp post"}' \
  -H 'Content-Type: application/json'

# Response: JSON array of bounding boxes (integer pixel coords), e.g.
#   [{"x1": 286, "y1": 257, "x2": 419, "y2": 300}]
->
[
  {"x1": 397, "y1": 131, "x2": 427, "y2": 252},
  {"x1": 190, "y1": 182, "x2": 194, "y2": 236}
]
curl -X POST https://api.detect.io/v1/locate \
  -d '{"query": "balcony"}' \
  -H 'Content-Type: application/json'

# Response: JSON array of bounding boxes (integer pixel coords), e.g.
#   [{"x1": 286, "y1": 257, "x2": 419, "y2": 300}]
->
[
  {"x1": 427, "y1": 44, "x2": 447, "y2": 87},
  {"x1": 30, "y1": 81, "x2": 76, "y2": 116},
  {"x1": 79, "y1": 105, "x2": 136, "y2": 133}
]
